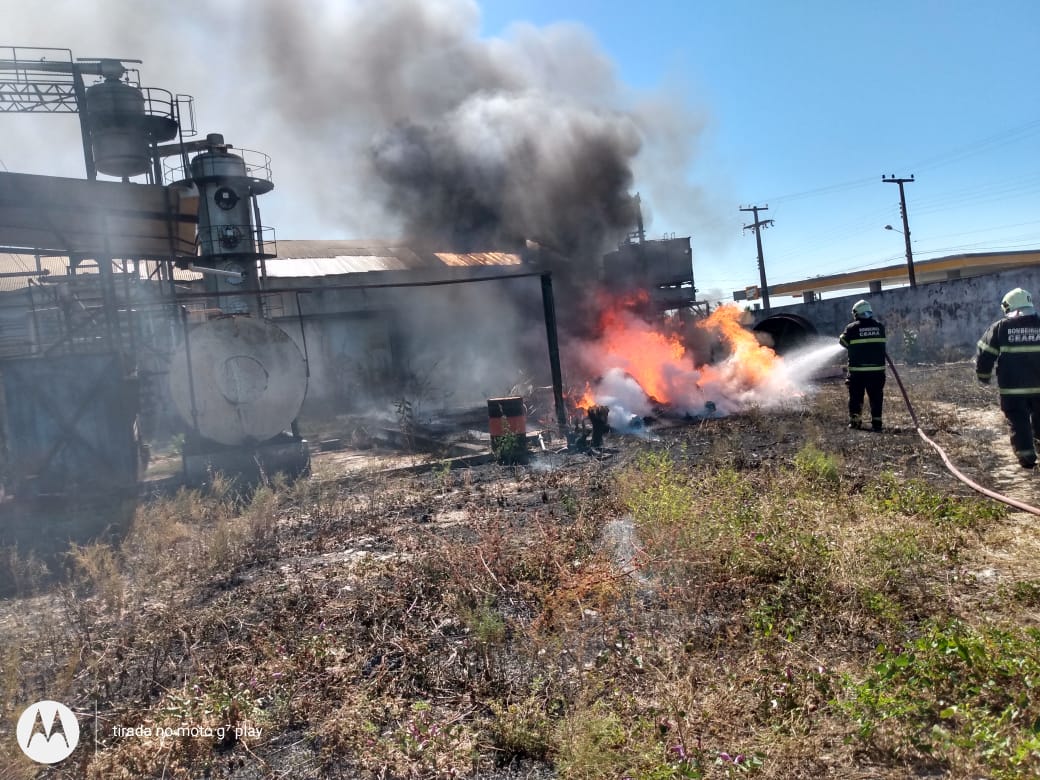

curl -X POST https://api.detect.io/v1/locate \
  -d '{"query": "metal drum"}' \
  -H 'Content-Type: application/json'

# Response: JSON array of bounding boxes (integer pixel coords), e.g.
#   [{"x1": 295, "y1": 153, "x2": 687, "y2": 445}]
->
[
  {"x1": 86, "y1": 79, "x2": 151, "y2": 177},
  {"x1": 168, "y1": 316, "x2": 308, "y2": 447},
  {"x1": 487, "y1": 396, "x2": 527, "y2": 463}
]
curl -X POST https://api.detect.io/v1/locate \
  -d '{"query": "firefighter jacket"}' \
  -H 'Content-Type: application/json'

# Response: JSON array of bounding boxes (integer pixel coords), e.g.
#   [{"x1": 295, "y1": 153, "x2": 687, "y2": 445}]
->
[
  {"x1": 839, "y1": 317, "x2": 887, "y2": 372},
  {"x1": 975, "y1": 311, "x2": 1040, "y2": 394}
]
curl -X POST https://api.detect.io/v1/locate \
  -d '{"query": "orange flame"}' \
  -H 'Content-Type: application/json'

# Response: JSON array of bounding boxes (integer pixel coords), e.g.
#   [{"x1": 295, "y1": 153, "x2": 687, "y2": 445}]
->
[
  {"x1": 578, "y1": 297, "x2": 783, "y2": 413},
  {"x1": 696, "y1": 305, "x2": 780, "y2": 390},
  {"x1": 575, "y1": 382, "x2": 597, "y2": 411},
  {"x1": 599, "y1": 307, "x2": 688, "y2": 402}
]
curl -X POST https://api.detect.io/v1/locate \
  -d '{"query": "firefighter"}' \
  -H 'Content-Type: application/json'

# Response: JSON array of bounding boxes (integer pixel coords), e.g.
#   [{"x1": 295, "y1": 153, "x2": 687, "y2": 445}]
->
[
  {"x1": 976, "y1": 287, "x2": 1040, "y2": 469},
  {"x1": 839, "y1": 299, "x2": 887, "y2": 431}
]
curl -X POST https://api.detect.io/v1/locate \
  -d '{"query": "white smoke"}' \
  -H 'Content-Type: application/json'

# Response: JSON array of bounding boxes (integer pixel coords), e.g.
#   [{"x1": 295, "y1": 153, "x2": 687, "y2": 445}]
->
[{"x1": 594, "y1": 368, "x2": 654, "y2": 426}]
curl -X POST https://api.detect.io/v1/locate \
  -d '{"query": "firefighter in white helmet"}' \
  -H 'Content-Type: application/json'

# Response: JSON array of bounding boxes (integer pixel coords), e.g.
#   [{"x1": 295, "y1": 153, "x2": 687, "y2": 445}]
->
[
  {"x1": 976, "y1": 287, "x2": 1040, "y2": 469},
  {"x1": 839, "y1": 299, "x2": 887, "y2": 430}
]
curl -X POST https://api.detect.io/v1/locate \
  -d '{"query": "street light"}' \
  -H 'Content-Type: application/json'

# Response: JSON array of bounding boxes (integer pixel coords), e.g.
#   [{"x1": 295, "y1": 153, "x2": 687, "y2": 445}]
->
[
  {"x1": 883, "y1": 223, "x2": 917, "y2": 286},
  {"x1": 883, "y1": 224, "x2": 916, "y2": 286}
]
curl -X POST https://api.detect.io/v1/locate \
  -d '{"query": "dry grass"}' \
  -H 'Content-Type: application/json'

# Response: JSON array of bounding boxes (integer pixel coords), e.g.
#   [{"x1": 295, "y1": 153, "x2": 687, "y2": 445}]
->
[{"x1": 1, "y1": 362, "x2": 1039, "y2": 779}]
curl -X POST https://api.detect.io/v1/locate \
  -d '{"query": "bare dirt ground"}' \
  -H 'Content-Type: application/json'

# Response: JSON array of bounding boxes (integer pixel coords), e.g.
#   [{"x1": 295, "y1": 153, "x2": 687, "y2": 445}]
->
[{"x1": 2, "y1": 360, "x2": 1040, "y2": 779}]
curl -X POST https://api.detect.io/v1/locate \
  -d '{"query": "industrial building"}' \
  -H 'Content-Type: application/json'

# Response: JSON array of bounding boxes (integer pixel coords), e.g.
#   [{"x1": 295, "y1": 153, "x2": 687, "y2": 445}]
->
[{"x1": 0, "y1": 46, "x2": 698, "y2": 506}]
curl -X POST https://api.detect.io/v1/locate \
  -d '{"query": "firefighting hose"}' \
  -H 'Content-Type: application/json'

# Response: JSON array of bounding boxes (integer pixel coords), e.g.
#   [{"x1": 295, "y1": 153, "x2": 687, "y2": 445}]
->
[{"x1": 885, "y1": 354, "x2": 1040, "y2": 517}]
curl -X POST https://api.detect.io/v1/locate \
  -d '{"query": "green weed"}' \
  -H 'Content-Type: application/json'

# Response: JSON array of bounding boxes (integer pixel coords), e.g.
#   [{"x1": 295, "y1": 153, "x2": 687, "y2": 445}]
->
[
  {"x1": 792, "y1": 443, "x2": 841, "y2": 486},
  {"x1": 841, "y1": 620, "x2": 1040, "y2": 777}
]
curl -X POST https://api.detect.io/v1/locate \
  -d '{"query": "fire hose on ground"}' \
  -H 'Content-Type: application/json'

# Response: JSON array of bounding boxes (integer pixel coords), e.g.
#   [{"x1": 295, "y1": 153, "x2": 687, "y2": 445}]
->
[{"x1": 885, "y1": 354, "x2": 1040, "y2": 516}]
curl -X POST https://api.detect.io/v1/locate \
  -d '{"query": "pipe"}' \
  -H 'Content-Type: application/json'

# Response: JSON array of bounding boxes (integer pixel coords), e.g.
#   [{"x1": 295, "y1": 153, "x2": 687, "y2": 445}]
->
[
  {"x1": 540, "y1": 272, "x2": 568, "y2": 432},
  {"x1": 187, "y1": 263, "x2": 243, "y2": 281},
  {"x1": 886, "y1": 354, "x2": 1040, "y2": 516},
  {"x1": 169, "y1": 269, "x2": 544, "y2": 300}
]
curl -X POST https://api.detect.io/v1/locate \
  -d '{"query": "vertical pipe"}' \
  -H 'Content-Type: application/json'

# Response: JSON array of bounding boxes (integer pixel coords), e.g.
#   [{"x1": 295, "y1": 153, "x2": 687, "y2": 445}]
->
[
  {"x1": 252, "y1": 193, "x2": 267, "y2": 316},
  {"x1": 27, "y1": 278, "x2": 40, "y2": 355},
  {"x1": 634, "y1": 193, "x2": 645, "y2": 243},
  {"x1": 294, "y1": 291, "x2": 311, "y2": 379},
  {"x1": 99, "y1": 222, "x2": 120, "y2": 352},
  {"x1": 291, "y1": 291, "x2": 312, "y2": 440},
  {"x1": 123, "y1": 258, "x2": 137, "y2": 360},
  {"x1": 150, "y1": 141, "x2": 163, "y2": 185},
  {"x1": 178, "y1": 305, "x2": 200, "y2": 437},
  {"x1": 71, "y1": 65, "x2": 97, "y2": 181},
  {"x1": 540, "y1": 272, "x2": 567, "y2": 431}
]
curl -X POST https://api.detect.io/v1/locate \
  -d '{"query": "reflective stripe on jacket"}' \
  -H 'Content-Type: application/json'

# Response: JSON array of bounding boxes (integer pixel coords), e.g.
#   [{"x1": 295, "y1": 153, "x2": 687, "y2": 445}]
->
[
  {"x1": 975, "y1": 312, "x2": 1040, "y2": 394},
  {"x1": 839, "y1": 317, "x2": 887, "y2": 372}
]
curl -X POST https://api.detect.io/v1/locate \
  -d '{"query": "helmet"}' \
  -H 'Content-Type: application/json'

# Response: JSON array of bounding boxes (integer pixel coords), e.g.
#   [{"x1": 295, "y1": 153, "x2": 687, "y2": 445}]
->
[
  {"x1": 1001, "y1": 287, "x2": 1034, "y2": 315},
  {"x1": 851, "y1": 299, "x2": 873, "y2": 319}
]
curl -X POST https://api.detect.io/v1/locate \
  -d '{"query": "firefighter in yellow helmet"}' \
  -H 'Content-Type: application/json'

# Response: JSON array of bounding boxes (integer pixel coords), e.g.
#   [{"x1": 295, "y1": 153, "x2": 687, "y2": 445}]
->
[
  {"x1": 976, "y1": 287, "x2": 1040, "y2": 469},
  {"x1": 839, "y1": 299, "x2": 887, "y2": 430}
]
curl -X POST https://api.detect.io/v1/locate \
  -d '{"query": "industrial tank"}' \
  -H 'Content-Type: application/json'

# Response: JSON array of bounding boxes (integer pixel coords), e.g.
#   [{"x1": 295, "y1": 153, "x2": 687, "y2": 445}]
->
[
  {"x1": 190, "y1": 134, "x2": 273, "y2": 259},
  {"x1": 84, "y1": 70, "x2": 177, "y2": 178},
  {"x1": 85, "y1": 79, "x2": 150, "y2": 177},
  {"x1": 168, "y1": 316, "x2": 308, "y2": 447}
]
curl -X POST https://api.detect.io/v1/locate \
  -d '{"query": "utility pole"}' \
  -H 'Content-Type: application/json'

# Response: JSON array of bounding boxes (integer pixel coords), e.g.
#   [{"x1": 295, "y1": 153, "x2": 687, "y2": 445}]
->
[
  {"x1": 882, "y1": 174, "x2": 916, "y2": 288},
  {"x1": 741, "y1": 204, "x2": 774, "y2": 312}
]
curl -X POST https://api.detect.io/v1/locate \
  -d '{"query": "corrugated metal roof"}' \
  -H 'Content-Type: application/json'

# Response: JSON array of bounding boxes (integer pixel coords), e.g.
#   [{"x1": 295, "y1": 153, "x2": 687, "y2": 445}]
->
[
  {"x1": 0, "y1": 254, "x2": 200, "y2": 291},
  {"x1": 434, "y1": 252, "x2": 522, "y2": 267},
  {"x1": 276, "y1": 240, "x2": 427, "y2": 268},
  {"x1": 264, "y1": 255, "x2": 410, "y2": 277},
  {"x1": 0, "y1": 253, "x2": 63, "y2": 292},
  {"x1": 265, "y1": 251, "x2": 524, "y2": 278},
  {"x1": 0, "y1": 242, "x2": 526, "y2": 289}
]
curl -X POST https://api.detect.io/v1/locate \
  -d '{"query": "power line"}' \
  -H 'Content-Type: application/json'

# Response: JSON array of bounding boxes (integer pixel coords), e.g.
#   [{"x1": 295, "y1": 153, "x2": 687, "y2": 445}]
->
[
  {"x1": 757, "y1": 116, "x2": 1040, "y2": 207},
  {"x1": 901, "y1": 118, "x2": 1040, "y2": 175}
]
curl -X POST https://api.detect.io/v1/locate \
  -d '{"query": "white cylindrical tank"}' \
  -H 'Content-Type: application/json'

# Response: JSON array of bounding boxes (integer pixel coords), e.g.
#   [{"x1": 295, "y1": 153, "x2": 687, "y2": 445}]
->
[{"x1": 168, "y1": 316, "x2": 308, "y2": 447}]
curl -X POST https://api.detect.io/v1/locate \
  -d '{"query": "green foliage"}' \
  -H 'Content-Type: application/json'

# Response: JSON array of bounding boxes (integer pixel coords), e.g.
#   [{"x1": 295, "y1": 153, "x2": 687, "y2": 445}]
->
[
  {"x1": 492, "y1": 423, "x2": 525, "y2": 464},
  {"x1": 554, "y1": 697, "x2": 764, "y2": 780},
  {"x1": 554, "y1": 701, "x2": 671, "y2": 780},
  {"x1": 867, "y1": 472, "x2": 1005, "y2": 530},
  {"x1": 854, "y1": 586, "x2": 905, "y2": 624},
  {"x1": 622, "y1": 449, "x2": 697, "y2": 529},
  {"x1": 622, "y1": 449, "x2": 834, "y2": 640},
  {"x1": 1004, "y1": 579, "x2": 1040, "y2": 607},
  {"x1": 463, "y1": 599, "x2": 507, "y2": 645},
  {"x1": 555, "y1": 703, "x2": 628, "y2": 778},
  {"x1": 841, "y1": 620, "x2": 1040, "y2": 777},
  {"x1": 902, "y1": 328, "x2": 922, "y2": 364},
  {"x1": 791, "y1": 443, "x2": 841, "y2": 486},
  {"x1": 488, "y1": 688, "x2": 554, "y2": 762}
]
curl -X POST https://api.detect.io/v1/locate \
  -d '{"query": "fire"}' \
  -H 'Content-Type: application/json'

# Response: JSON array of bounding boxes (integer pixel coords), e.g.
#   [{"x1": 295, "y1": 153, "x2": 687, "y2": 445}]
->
[
  {"x1": 599, "y1": 305, "x2": 688, "y2": 403},
  {"x1": 696, "y1": 305, "x2": 781, "y2": 390},
  {"x1": 575, "y1": 382, "x2": 597, "y2": 411},
  {"x1": 575, "y1": 295, "x2": 790, "y2": 420}
]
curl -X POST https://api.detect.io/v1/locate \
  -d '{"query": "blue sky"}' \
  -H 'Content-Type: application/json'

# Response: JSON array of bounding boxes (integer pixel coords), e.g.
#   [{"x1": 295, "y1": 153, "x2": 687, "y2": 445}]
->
[
  {"x1": 478, "y1": 0, "x2": 1040, "y2": 300},
  {"x1": 4, "y1": 0, "x2": 1039, "y2": 304}
]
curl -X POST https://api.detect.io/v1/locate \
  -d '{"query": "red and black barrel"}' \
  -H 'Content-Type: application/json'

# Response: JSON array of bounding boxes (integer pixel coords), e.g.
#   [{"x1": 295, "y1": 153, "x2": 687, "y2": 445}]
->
[{"x1": 487, "y1": 396, "x2": 527, "y2": 464}]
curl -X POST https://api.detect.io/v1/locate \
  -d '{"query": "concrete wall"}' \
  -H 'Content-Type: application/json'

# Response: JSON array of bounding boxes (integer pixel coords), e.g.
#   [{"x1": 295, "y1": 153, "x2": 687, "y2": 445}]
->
[{"x1": 750, "y1": 266, "x2": 1040, "y2": 361}]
